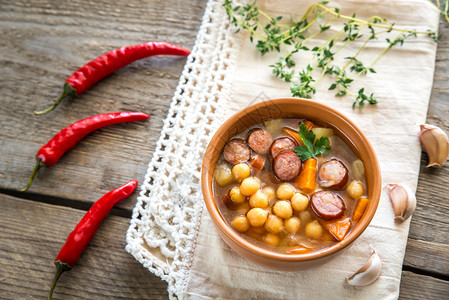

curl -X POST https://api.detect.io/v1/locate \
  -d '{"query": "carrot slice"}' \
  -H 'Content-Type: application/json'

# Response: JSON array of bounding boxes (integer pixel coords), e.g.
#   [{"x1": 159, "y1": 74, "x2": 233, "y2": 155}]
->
[
  {"x1": 353, "y1": 196, "x2": 369, "y2": 222},
  {"x1": 324, "y1": 217, "x2": 352, "y2": 241},
  {"x1": 282, "y1": 127, "x2": 303, "y2": 146},
  {"x1": 286, "y1": 245, "x2": 313, "y2": 254},
  {"x1": 294, "y1": 158, "x2": 317, "y2": 193},
  {"x1": 283, "y1": 120, "x2": 317, "y2": 146},
  {"x1": 303, "y1": 120, "x2": 316, "y2": 130}
]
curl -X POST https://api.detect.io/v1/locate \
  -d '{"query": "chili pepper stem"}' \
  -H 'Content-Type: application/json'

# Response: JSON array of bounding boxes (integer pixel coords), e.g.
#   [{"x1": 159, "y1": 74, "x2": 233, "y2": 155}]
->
[
  {"x1": 48, "y1": 261, "x2": 72, "y2": 300},
  {"x1": 35, "y1": 83, "x2": 76, "y2": 115},
  {"x1": 20, "y1": 158, "x2": 45, "y2": 192}
]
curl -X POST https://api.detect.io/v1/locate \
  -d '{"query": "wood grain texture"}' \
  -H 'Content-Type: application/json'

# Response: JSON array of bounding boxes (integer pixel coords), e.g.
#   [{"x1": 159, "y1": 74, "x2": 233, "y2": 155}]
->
[
  {"x1": 0, "y1": 0, "x2": 205, "y2": 210},
  {"x1": 0, "y1": 193, "x2": 168, "y2": 299},
  {"x1": 404, "y1": 156, "x2": 449, "y2": 275},
  {"x1": 0, "y1": 0, "x2": 448, "y2": 298},
  {"x1": 404, "y1": 17, "x2": 449, "y2": 277},
  {"x1": 399, "y1": 271, "x2": 449, "y2": 300}
]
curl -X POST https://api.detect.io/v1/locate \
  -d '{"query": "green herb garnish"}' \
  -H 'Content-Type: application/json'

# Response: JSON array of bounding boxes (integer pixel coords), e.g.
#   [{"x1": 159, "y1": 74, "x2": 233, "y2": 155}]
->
[
  {"x1": 224, "y1": 0, "x2": 438, "y2": 109},
  {"x1": 294, "y1": 124, "x2": 331, "y2": 160},
  {"x1": 428, "y1": 0, "x2": 449, "y2": 24}
]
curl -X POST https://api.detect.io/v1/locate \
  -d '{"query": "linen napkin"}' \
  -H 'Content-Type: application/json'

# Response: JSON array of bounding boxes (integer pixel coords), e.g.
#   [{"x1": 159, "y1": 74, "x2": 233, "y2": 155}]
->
[{"x1": 126, "y1": 0, "x2": 440, "y2": 299}]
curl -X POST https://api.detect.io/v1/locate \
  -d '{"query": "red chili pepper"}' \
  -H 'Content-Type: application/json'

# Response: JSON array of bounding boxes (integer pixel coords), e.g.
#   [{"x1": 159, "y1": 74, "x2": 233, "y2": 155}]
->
[
  {"x1": 48, "y1": 180, "x2": 138, "y2": 300},
  {"x1": 21, "y1": 112, "x2": 149, "y2": 191},
  {"x1": 35, "y1": 42, "x2": 190, "y2": 115}
]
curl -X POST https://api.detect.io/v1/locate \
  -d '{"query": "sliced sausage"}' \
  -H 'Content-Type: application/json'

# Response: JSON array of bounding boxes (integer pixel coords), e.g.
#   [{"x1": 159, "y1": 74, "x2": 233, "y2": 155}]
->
[
  {"x1": 247, "y1": 129, "x2": 273, "y2": 154},
  {"x1": 318, "y1": 159, "x2": 348, "y2": 189},
  {"x1": 273, "y1": 150, "x2": 302, "y2": 181},
  {"x1": 248, "y1": 154, "x2": 266, "y2": 175},
  {"x1": 223, "y1": 139, "x2": 251, "y2": 165},
  {"x1": 222, "y1": 193, "x2": 232, "y2": 208},
  {"x1": 311, "y1": 191, "x2": 345, "y2": 220},
  {"x1": 270, "y1": 137, "x2": 298, "y2": 158}
]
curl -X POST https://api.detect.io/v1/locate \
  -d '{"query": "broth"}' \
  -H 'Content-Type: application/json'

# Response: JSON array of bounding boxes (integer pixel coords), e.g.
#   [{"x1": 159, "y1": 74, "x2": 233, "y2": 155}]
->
[{"x1": 213, "y1": 118, "x2": 368, "y2": 254}]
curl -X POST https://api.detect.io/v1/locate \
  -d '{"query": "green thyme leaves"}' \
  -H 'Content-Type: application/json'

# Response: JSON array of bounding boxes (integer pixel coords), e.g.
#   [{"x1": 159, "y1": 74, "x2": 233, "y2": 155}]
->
[{"x1": 224, "y1": 0, "x2": 438, "y2": 109}]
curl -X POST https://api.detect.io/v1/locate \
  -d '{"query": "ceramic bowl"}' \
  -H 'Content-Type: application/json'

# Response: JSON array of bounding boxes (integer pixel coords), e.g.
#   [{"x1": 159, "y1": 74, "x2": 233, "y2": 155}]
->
[{"x1": 201, "y1": 98, "x2": 381, "y2": 270}]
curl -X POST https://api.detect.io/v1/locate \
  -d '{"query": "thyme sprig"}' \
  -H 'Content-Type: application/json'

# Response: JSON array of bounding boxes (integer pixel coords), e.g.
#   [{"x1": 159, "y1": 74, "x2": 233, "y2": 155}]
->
[
  {"x1": 428, "y1": 0, "x2": 449, "y2": 23},
  {"x1": 224, "y1": 0, "x2": 438, "y2": 109}
]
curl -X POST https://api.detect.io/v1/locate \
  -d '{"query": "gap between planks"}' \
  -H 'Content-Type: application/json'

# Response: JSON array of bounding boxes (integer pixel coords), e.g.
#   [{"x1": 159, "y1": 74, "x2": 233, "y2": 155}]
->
[
  {"x1": 2, "y1": 187, "x2": 449, "y2": 285},
  {"x1": 0, "y1": 188, "x2": 132, "y2": 218},
  {"x1": 402, "y1": 265, "x2": 449, "y2": 282}
]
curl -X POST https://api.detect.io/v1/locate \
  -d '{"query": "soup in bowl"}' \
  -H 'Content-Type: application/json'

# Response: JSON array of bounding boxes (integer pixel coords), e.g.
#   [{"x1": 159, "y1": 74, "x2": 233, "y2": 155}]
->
[{"x1": 201, "y1": 98, "x2": 381, "y2": 270}]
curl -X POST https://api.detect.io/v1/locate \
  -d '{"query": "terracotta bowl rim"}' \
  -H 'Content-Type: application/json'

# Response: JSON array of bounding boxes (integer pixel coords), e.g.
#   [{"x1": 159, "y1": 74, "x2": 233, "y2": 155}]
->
[{"x1": 201, "y1": 97, "x2": 381, "y2": 263}]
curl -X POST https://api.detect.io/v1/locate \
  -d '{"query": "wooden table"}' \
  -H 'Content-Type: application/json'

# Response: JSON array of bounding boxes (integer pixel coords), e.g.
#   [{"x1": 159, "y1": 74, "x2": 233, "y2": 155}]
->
[{"x1": 1, "y1": 1, "x2": 448, "y2": 298}]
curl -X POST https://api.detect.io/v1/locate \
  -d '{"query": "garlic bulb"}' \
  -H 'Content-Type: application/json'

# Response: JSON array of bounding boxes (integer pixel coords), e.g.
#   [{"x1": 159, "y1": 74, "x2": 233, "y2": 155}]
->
[
  {"x1": 347, "y1": 246, "x2": 381, "y2": 286},
  {"x1": 419, "y1": 124, "x2": 449, "y2": 168},
  {"x1": 387, "y1": 183, "x2": 416, "y2": 223}
]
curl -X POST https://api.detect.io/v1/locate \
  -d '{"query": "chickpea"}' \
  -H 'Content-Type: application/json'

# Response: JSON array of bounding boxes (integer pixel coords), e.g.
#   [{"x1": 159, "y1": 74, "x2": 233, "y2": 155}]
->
[
  {"x1": 272, "y1": 200, "x2": 293, "y2": 219},
  {"x1": 347, "y1": 180, "x2": 365, "y2": 200},
  {"x1": 305, "y1": 220, "x2": 323, "y2": 239},
  {"x1": 246, "y1": 226, "x2": 265, "y2": 240},
  {"x1": 263, "y1": 187, "x2": 276, "y2": 204},
  {"x1": 254, "y1": 176, "x2": 265, "y2": 187},
  {"x1": 246, "y1": 208, "x2": 269, "y2": 227},
  {"x1": 264, "y1": 214, "x2": 284, "y2": 233},
  {"x1": 249, "y1": 190, "x2": 269, "y2": 208},
  {"x1": 299, "y1": 210, "x2": 312, "y2": 224},
  {"x1": 235, "y1": 201, "x2": 251, "y2": 215},
  {"x1": 284, "y1": 216, "x2": 301, "y2": 234},
  {"x1": 352, "y1": 159, "x2": 365, "y2": 180},
  {"x1": 276, "y1": 183, "x2": 295, "y2": 200},
  {"x1": 250, "y1": 226, "x2": 266, "y2": 235},
  {"x1": 240, "y1": 177, "x2": 260, "y2": 196},
  {"x1": 232, "y1": 163, "x2": 251, "y2": 182},
  {"x1": 214, "y1": 164, "x2": 234, "y2": 187},
  {"x1": 231, "y1": 216, "x2": 250, "y2": 232},
  {"x1": 291, "y1": 193, "x2": 309, "y2": 211},
  {"x1": 262, "y1": 233, "x2": 280, "y2": 247},
  {"x1": 229, "y1": 187, "x2": 246, "y2": 204}
]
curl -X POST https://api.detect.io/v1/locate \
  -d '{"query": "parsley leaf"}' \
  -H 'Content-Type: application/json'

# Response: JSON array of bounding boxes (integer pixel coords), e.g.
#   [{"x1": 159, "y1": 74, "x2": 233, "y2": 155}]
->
[
  {"x1": 314, "y1": 136, "x2": 331, "y2": 156},
  {"x1": 294, "y1": 124, "x2": 331, "y2": 160},
  {"x1": 295, "y1": 145, "x2": 313, "y2": 161}
]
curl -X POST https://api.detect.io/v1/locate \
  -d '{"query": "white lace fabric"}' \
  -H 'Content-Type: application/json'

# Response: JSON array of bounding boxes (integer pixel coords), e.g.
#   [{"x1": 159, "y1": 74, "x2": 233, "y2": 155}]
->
[{"x1": 125, "y1": 0, "x2": 242, "y2": 297}]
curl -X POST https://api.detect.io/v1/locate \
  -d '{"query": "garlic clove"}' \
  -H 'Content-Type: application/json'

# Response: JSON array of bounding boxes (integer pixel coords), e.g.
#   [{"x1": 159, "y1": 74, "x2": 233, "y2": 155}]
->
[
  {"x1": 419, "y1": 124, "x2": 449, "y2": 168},
  {"x1": 347, "y1": 246, "x2": 381, "y2": 286},
  {"x1": 387, "y1": 183, "x2": 416, "y2": 223}
]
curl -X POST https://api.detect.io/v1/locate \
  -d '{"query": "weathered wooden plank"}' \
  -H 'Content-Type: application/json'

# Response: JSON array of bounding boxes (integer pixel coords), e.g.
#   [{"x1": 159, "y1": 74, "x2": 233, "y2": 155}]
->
[
  {"x1": 403, "y1": 17, "x2": 449, "y2": 276},
  {"x1": 404, "y1": 157, "x2": 449, "y2": 275},
  {"x1": 399, "y1": 271, "x2": 449, "y2": 300},
  {"x1": 0, "y1": 0, "x2": 206, "y2": 210},
  {"x1": 1, "y1": 0, "x2": 449, "y2": 297},
  {"x1": 1, "y1": 193, "x2": 448, "y2": 299},
  {"x1": 0, "y1": 193, "x2": 168, "y2": 299},
  {"x1": 427, "y1": 16, "x2": 449, "y2": 126}
]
